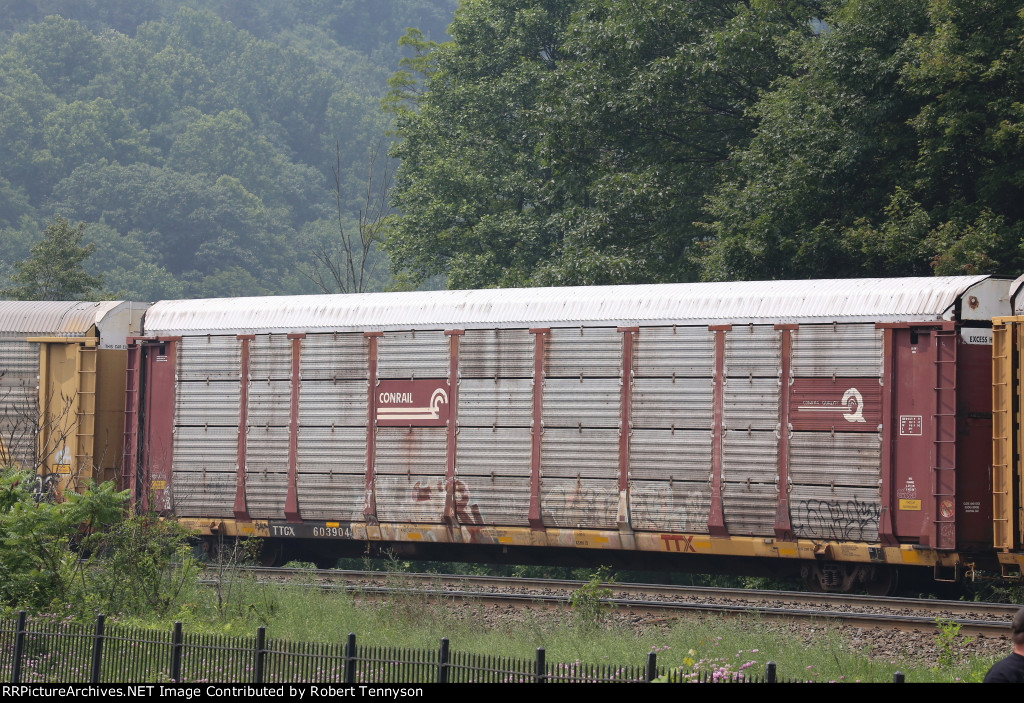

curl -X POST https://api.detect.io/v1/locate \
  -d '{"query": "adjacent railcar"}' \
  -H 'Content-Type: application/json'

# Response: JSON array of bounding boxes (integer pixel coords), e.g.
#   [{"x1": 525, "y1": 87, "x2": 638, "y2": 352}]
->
[
  {"x1": 990, "y1": 274, "x2": 1024, "y2": 581},
  {"x1": 0, "y1": 301, "x2": 147, "y2": 492},
  {"x1": 124, "y1": 277, "x2": 1022, "y2": 591}
]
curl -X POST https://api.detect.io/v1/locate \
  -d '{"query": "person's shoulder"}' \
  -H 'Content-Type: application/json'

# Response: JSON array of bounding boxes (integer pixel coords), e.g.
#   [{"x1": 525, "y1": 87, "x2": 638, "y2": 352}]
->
[{"x1": 984, "y1": 653, "x2": 1024, "y2": 683}]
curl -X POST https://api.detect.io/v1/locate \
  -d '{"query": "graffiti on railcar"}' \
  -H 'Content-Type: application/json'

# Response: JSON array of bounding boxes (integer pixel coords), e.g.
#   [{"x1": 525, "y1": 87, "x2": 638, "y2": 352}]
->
[
  {"x1": 792, "y1": 497, "x2": 880, "y2": 541},
  {"x1": 629, "y1": 483, "x2": 710, "y2": 533},
  {"x1": 541, "y1": 480, "x2": 618, "y2": 528},
  {"x1": 453, "y1": 479, "x2": 484, "y2": 525}
]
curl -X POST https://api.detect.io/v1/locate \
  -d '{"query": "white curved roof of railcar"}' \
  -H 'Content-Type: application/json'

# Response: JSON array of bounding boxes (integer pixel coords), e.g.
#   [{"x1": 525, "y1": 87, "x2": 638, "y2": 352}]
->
[
  {"x1": 0, "y1": 300, "x2": 126, "y2": 335},
  {"x1": 143, "y1": 276, "x2": 1010, "y2": 335},
  {"x1": 0, "y1": 300, "x2": 148, "y2": 347}
]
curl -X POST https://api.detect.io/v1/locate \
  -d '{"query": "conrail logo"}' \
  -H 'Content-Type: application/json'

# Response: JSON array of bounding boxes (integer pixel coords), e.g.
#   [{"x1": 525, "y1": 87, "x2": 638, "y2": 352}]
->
[
  {"x1": 796, "y1": 387, "x2": 865, "y2": 423},
  {"x1": 375, "y1": 379, "x2": 451, "y2": 427},
  {"x1": 790, "y1": 378, "x2": 879, "y2": 432},
  {"x1": 377, "y1": 387, "x2": 449, "y2": 421}
]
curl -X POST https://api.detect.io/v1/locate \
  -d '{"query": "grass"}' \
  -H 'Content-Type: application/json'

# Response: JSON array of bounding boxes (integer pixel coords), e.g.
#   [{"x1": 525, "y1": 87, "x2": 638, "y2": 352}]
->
[{"x1": 100, "y1": 568, "x2": 1003, "y2": 683}]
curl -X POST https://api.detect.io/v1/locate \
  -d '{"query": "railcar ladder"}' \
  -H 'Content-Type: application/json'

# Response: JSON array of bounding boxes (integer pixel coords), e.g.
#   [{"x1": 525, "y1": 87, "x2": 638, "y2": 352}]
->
[
  {"x1": 122, "y1": 344, "x2": 141, "y2": 498},
  {"x1": 931, "y1": 329, "x2": 957, "y2": 552},
  {"x1": 991, "y1": 320, "x2": 1015, "y2": 553},
  {"x1": 74, "y1": 345, "x2": 97, "y2": 489}
]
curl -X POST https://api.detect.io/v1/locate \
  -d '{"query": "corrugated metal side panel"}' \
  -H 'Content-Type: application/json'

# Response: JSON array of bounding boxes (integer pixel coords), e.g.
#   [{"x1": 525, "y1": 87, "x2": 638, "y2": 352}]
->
[
  {"x1": 300, "y1": 332, "x2": 367, "y2": 380},
  {"x1": 455, "y1": 475, "x2": 530, "y2": 526},
  {"x1": 375, "y1": 427, "x2": 447, "y2": 475},
  {"x1": 246, "y1": 425, "x2": 289, "y2": 472},
  {"x1": 177, "y1": 336, "x2": 240, "y2": 381},
  {"x1": 722, "y1": 430, "x2": 778, "y2": 482},
  {"x1": 460, "y1": 328, "x2": 533, "y2": 378},
  {"x1": 541, "y1": 478, "x2": 618, "y2": 528},
  {"x1": 456, "y1": 427, "x2": 531, "y2": 477},
  {"x1": 0, "y1": 338, "x2": 37, "y2": 466},
  {"x1": 245, "y1": 425, "x2": 289, "y2": 519},
  {"x1": 378, "y1": 330, "x2": 448, "y2": 378},
  {"x1": 790, "y1": 432, "x2": 881, "y2": 487},
  {"x1": 375, "y1": 476, "x2": 445, "y2": 523},
  {"x1": 0, "y1": 378, "x2": 37, "y2": 468},
  {"x1": 722, "y1": 482, "x2": 777, "y2": 536},
  {"x1": 792, "y1": 324, "x2": 883, "y2": 377},
  {"x1": 175, "y1": 381, "x2": 239, "y2": 426},
  {"x1": 297, "y1": 426, "x2": 366, "y2": 522},
  {"x1": 173, "y1": 427, "x2": 237, "y2": 469},
  {"x1": 628, "y1": 429, "x2": 712, "y2": 482},
  {"x1": 171, "y1": 425, "x2": 237, "y2": 517},
  {"x1": 299, "y1": 381, "x2": 367, "y2": 427},
  {"x1": 0, "y1": 340, "x2": 38, "y2": 381},
  {"x1": 247, "y1": 380, "x2": 291, "y2": 426},
  {"x1": 297, "y1": 426, "x2": 366, "y2": 473},
  {"x1": 634, "y1": 326, "x2": 714, "y2": 378},
  {"x1": 630, "y1": 481, "x2": 710, "y2": 532},
  {"x1": 0, "y1": 383, "x2": 37, "y2": 468},
  {"x1": 457, "y1": 379, "x2": 532, "y2": 427},
  {"x1": 723, "y1": 378, "x2": 779, "y2": 430},
  {"x1": 631, "y1": 379, "x2": 713, "y2": 429},
  {"x1": 541, "y1": 428, "x2": 618, "y2": 479},
  {"x1": 457, "y1": 428, "x2": 532, "y2": 524},
  {"x1": 296, "y1": 473, "x2": 365, "y2": 521},
  {"x1": 542, "y1": 378, "x2": 620, "y2": 428},
  {"x1": 170, "y1": 470, "x2": 235, "y2": 517},
  {"x1": 725, "y1": 326, "x2": 780, "y2": 377},
  {"x1": 790, "y1": 485, "x2": 881, "y2": 541},
  {"x1": 544, "y1": 327, "x2": 621, "y2": 378},
  {"x1": 250, "y1": 334, "x2": 292, "y2": 380}
]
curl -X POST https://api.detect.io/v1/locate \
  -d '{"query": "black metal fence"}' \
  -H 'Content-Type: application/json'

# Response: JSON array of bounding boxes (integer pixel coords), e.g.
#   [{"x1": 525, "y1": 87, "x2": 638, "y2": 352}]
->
[{"x1": 0, "y1": 612, "x2": 906, "y2": 683}]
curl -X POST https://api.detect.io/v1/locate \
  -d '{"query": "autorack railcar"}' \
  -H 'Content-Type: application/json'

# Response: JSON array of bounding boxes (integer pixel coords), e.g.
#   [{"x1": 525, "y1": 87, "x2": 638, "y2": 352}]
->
[
  {"x1": 0, "y1": 300, "x2": 147, "y2": 493},
  {"x1": 120, "y1": 276, "x2": 1024, "y2": 592}
]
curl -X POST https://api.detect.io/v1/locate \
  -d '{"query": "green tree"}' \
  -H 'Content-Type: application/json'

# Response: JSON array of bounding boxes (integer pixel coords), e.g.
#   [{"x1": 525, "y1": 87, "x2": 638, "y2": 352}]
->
[
  {"x1": 42, "y1": 98, "x2": 154, "y2": 177},
  {"x1": 385, "y1": 0, "x2": 820, "y2": 289},
  {"x1": 3, "y1": 14, "x2": 105, "y2": 97},
  {"x1": 701, "y1": 0, "x2": 1024, "y2": 280},
  {"x1": 2, "y1": 216, "x2": 102, "y2": 300}
]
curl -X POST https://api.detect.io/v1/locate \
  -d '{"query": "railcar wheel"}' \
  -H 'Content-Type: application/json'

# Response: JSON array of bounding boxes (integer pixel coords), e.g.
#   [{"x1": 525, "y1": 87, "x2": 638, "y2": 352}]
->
[
  {"x1": 864, "y1": 566, "x2": 898, "y2": 596},
  {"x1": 260, "y1": 539, "x2": 285, "y2": 567}
]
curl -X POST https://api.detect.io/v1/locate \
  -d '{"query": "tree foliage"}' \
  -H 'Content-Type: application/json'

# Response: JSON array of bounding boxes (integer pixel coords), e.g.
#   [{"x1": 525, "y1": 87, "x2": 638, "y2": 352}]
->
[
  {"x1": 701, "y1": 0, "x2": 1024, "y2": 280},
  {"x1": 2, "y1": 216, "x2": 102, "y2": 300},
  {"x1": 0, "y1": 2, "x2": 457, "y2": 298},
  {"x1": 0, "y1": 466, "x2": 197, "y2": 616},
  {"x1": 385, "y1": 0, "x2": 823, "y2": 288}
]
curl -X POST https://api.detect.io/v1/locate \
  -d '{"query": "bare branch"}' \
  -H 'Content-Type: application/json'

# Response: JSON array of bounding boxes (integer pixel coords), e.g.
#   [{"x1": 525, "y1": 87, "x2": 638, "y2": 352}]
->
[{"x1": 302, "y1": 140, "x2": 393, "y2": 295}]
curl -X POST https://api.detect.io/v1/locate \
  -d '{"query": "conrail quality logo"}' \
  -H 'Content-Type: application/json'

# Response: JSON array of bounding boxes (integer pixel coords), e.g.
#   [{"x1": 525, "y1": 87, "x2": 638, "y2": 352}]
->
[{"x1": 796, "y1": 387, "x2": 866, "y2": 423}]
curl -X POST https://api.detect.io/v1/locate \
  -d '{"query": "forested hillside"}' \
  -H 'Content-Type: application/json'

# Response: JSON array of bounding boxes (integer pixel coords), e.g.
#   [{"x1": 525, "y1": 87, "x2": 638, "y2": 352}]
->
[
  {"x1": 0, "y1": 0, "x2": 455, "y2": 299},
  {"x1": 386, "y1": 0, "x2": 1024, "y2": 287},
  {"x1": 3, "y1": 0, "x2": 1020, "y2": 299}
]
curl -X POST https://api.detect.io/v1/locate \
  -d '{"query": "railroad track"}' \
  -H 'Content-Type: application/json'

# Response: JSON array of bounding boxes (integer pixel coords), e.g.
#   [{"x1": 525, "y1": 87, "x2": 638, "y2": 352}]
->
[{"x1": 201, "y1": 567, "x2": 1021, "y2": 638}]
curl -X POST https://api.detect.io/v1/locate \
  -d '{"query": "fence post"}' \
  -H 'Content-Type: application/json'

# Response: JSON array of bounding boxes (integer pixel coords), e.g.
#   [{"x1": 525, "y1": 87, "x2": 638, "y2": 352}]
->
[
  {"x1": 11, "y1": 611, "x2": 27, "y2": 684},
  {"x1": 765, "y1": 661, "x2": 776, "y2": 683},
  {"x1": 170, "y1": 622, "x2": 183, "y2": 682},
  {"x1": 344, "y1": 633, "x2": 356, "y2": 684},
  {"x1": 254, "y1": 626, "x2": 266, "y2": 684},
  {"x1": 90, "y1": 614, "x2": 106, "y2": 684},
  {"x1": 534, "y1": 647, "x2": 545, "y2": 683},
  {"x1": 438, "y1": 637, "x2": 450, "y2": 683},
  {"x1": 646, "y1": 651, "x2": 657, "y2": 682},
  {"x1": 893, "y1": 671, "x2": 905, "y2": 683}
]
